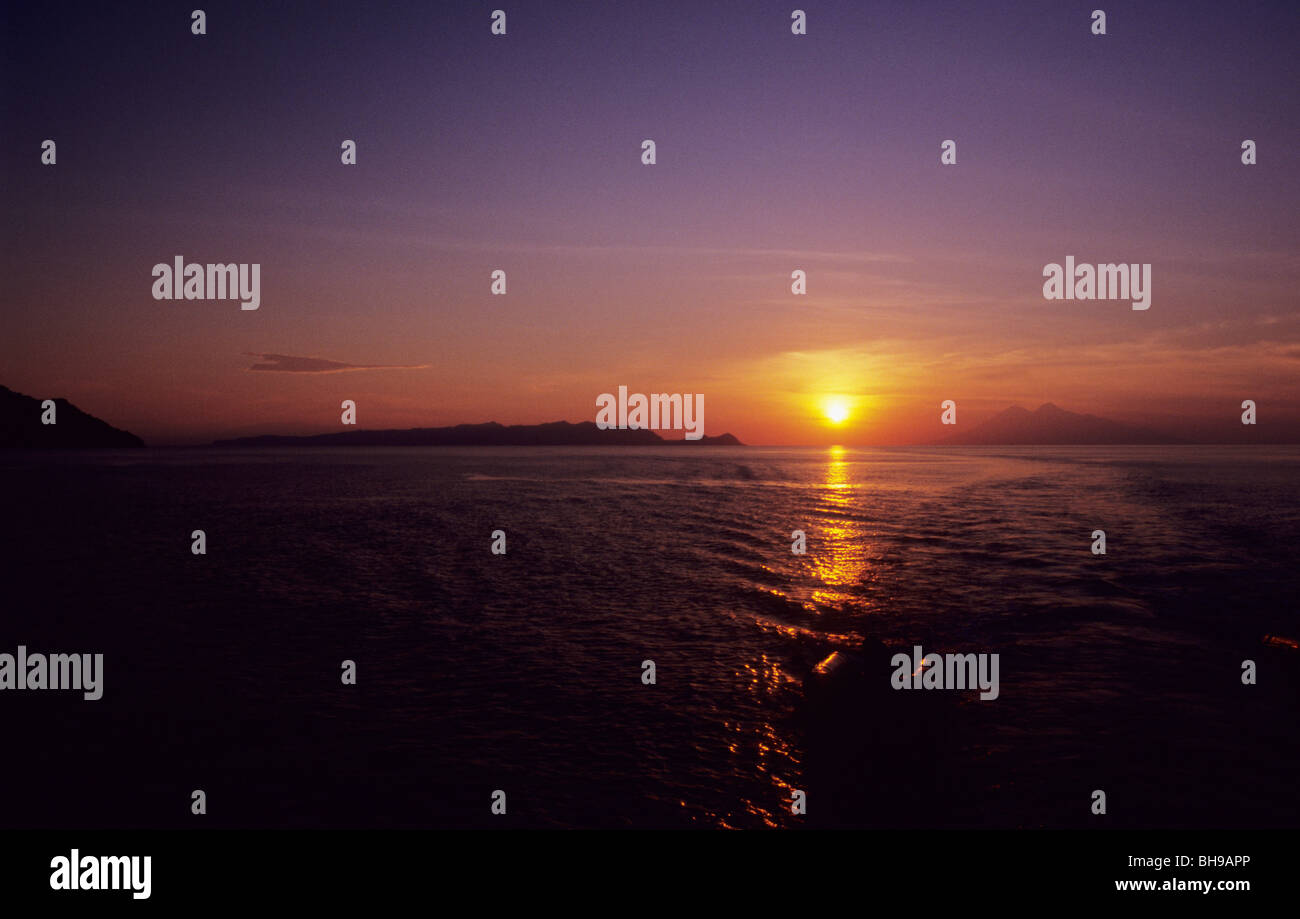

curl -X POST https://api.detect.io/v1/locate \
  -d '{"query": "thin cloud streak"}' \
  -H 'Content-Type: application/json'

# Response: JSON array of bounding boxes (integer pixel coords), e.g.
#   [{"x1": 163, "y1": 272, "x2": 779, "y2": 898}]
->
[{"x1": 245, "y1": 353, "x2": 431, "y2": 374}]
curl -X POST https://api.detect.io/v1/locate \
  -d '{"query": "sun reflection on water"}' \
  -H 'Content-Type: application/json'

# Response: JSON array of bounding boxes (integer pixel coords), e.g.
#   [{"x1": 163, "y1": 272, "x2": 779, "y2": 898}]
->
[
  {"x1": 700, "y1": 449, "x2": 882, "y2": 828},
  {"x1": 806, "y1": 446, "x2": 874, "y2": 607}
]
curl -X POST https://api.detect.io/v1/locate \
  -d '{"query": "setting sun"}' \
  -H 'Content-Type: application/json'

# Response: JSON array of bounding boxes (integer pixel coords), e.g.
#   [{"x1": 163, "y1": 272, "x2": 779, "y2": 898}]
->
[{"x1": 823, "y1": 398, "x2": 850, "y2": 425}]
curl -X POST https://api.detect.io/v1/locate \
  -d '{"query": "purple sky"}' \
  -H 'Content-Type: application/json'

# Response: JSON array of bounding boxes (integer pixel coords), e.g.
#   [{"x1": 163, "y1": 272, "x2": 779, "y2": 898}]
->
[{"x1": 3, "y1": 0, "x2": 1298, "y2": 443}]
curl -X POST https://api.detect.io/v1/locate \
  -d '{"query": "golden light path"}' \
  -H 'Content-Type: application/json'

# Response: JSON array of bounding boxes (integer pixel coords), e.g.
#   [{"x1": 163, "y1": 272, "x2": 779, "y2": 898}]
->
[{"x1": 718, "y1": 445, "x2": 878, "y2": 829}]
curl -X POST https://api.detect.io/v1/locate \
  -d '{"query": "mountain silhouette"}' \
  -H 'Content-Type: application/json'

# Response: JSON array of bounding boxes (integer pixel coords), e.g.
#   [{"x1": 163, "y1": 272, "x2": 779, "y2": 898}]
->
[
  {"x1": 0, "y1": 385, "x2": 144, "y2": 447},
  {"x1": 942, "y1": 403, "x2": 1182, "y2": 445},
  {"x1": 213, "y1": 421, "x2": 743, "y2": 447}
]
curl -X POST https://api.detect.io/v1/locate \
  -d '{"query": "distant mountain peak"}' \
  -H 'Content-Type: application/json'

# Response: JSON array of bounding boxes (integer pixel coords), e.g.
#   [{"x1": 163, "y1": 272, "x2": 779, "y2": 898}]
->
[{"x1": 942, "y1": 402, "x2": 1180, "y2": 445}]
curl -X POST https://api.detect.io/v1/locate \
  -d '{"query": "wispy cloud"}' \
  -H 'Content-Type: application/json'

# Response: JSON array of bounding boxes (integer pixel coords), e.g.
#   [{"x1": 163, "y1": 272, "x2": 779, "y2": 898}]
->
[{"x1": 244, "y1": 353, "x2": 430, "y2": 374}]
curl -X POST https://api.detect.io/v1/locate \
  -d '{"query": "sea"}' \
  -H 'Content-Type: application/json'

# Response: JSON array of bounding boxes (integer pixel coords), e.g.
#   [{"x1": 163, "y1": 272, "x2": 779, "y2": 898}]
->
[{"x1": 2, "y1": 445, "x2": 1298, "y2": 829}]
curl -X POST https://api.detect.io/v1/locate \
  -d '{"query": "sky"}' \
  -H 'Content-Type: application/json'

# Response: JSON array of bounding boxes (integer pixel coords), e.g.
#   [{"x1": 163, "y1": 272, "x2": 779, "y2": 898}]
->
[{"x1": 3, "y1": 0, "x2": 1299, "y2": 445}]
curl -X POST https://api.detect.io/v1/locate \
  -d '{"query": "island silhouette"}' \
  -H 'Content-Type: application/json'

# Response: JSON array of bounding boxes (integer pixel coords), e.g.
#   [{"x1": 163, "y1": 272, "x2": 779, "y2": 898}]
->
[{"x1": 0, "y1": 385, "x2": 144, "y2": 447}]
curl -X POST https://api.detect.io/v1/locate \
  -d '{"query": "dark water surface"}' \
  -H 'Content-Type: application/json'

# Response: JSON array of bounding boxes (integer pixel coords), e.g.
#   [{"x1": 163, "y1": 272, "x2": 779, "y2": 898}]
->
[{"x1": 3, "y1": 446, "x2": 1298, "y2": 828}]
